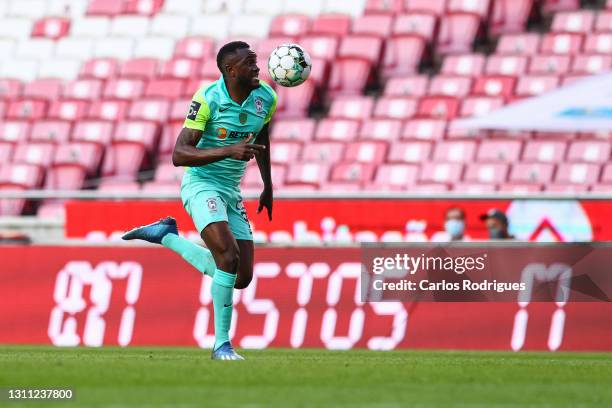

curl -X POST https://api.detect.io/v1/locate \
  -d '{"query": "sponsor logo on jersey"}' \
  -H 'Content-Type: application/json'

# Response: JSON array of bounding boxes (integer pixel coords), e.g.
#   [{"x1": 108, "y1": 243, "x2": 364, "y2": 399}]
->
[
  {"x1": 216, "y1": 128, "x2": 254, "y2": 140},
  {"x1": 217, "y1": 127, "x2": 227, "y2": 139}
]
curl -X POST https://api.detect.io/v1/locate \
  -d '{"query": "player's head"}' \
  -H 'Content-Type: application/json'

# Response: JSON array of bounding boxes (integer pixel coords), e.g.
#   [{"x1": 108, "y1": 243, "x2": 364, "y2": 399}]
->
[{"x1": 217, "y1": 41, "x2": 260, "y2": 89}]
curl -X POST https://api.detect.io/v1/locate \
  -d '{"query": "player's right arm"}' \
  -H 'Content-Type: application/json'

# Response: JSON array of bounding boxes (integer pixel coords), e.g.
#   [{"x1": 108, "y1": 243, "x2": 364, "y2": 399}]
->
[{"x1": 172, "y1": 94, "x2": 264, "y2": 167}]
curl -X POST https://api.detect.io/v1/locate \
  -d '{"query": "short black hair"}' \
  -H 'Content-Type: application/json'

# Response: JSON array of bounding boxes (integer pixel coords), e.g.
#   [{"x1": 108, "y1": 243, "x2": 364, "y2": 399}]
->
[{"x1": 216, "y1": 41, "x2": 250, "y2": 75}]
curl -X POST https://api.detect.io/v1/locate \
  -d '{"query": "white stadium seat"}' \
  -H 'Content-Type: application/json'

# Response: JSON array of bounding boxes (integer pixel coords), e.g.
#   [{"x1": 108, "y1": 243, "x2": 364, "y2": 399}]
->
[
  {"x1": 47, "y1": 0, "x2": 88, "y2": 18},
  {"x1": 323, "y1": 0, "x2": 367, "y2": 18},
  {"x1": 95, "y1": 38, "x2": 135, "y2": 59},
  {"x1": 0, "y1": 40, "x2": 15, "y2": 59},
  {"x1": 8, "y1": 0, "x2": 49, "y2": 19},
  {"x1": 71, "y1": 17, "x2": 111, "y2": 38},
  {"x1": 203, "y1": 0, "x2": 245, "y2": 14},
  {"x1": 1, "y1": 60, "x2": 39, "y2": 81},
  {"x1": 38, "y1": 59, "x2": 80, "y2": 79},
  {"x1": 110, "y1": 16, "x2": 151, "y2": 38},
  {"x1": 133, "y1": 37, "x2": 175, "y2": 59},
  {"x1": 0, "y1": 19, "x2": 34, "y2": 39},
  {"x1": 189, "y1": 14, "x2": 231, "y2": 39},
  {"x1": 54, "y1": 38, "x2": 95, "y2": 60},
  {"x1": 163, "y1": 0, "x2": 203, "y2": 15},
  {"x1": 15, "y1": 39, "x2": 55, "y2": 60},
  {"x1": 244, "y1": 0, "x2": 283, "y2": 15},
  {"x1": 283, "y1": 0, "x2": 324, "y2": 16},
  {"x1": 229, "y1": 15, "x2": 272, "y2": 38},
  {"x1": 150, "y1": 14, "x2": 189, "y2": 38}
]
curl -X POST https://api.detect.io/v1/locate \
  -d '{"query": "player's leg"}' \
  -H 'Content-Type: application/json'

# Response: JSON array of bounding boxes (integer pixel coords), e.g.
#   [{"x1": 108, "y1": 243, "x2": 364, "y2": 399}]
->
[
  {"x1": 226, "y1": 195, "x2": 254, "y2": 290},
  {"x1": 200, "y1": 221, "x2": 243, "y2": 360},
  {"x1": 235, "y1": 240, "x2": 253, "y2": 289}
]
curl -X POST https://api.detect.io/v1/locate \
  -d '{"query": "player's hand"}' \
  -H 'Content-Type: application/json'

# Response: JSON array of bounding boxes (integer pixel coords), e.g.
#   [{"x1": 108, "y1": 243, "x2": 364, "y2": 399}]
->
[
  {"x1": 258, "y1": 186, "x2": 273, "y2": 221},
  {"x1": 225, "y1": 135, "x2": 265, "y2": 161}
]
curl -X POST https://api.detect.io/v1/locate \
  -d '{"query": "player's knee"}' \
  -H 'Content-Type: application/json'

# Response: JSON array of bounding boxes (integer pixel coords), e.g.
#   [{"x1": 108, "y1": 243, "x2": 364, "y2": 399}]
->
[
  {"x1": 234, "y1": 274, "x2": 252, "y2": 289},
  {"x1": 215, "y1": 245, "x2": 240, "y2": 273}
]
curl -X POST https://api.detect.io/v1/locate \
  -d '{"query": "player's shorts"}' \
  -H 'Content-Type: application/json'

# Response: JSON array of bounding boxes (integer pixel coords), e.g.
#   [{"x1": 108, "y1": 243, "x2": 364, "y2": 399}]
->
[{"x1": 180, "y1": 171, "x2": 252, "y2": 241}]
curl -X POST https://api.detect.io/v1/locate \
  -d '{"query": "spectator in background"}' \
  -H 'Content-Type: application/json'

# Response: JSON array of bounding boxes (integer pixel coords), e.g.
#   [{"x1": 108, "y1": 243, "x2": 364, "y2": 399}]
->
[
  {"x1": 480, "y1": 209, "x2": 514, "y2": 240},
  {"x1": 444, "y1": 207, "x2": 467, "y2": 241}
]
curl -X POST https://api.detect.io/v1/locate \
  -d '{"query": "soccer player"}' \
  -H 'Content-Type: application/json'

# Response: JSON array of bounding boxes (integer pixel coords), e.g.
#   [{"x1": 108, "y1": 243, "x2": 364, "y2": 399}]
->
[{"x1": 122, "y1": 41, "x2": 276, "y2": 360}]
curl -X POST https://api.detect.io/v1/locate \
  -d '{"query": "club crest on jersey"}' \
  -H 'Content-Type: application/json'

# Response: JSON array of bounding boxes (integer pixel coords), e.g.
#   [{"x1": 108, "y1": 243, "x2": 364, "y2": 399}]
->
[
  {"x1": 239, "y1": 112, "x2": 247, "y2": 124},
  {"x1": 254, "y1": 98, "x2": 263, "y2": 114},
  {"x1": 207, "y1": 198, "x2": 217, "y2": 212}
]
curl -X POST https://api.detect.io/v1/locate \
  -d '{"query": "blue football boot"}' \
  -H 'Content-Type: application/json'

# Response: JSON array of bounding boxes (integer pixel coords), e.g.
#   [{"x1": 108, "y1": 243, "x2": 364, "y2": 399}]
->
[
  {"x1": 211, "y1": 342, "x2": 245, "y2": 361},
  {"x1": 121, "y1": 217, "x2": 178, "y2": 244}
]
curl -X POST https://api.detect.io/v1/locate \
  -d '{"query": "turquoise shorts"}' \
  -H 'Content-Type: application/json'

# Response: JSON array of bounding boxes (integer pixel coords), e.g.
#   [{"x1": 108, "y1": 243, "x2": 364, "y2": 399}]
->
[{"x1": 180, "y1": 171, "x2": 253, "y2": 241}]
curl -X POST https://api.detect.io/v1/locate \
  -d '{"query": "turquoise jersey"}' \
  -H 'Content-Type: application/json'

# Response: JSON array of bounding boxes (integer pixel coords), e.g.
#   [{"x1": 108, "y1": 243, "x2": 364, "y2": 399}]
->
[{"x1": 182, "y1": 76, "x2": 277, "y2": 194}]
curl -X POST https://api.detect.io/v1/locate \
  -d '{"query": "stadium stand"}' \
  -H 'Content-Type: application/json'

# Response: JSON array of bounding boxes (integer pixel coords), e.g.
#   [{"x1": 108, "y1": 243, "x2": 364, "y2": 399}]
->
[{"x1": 0, "y1": 0, "x2": 611, "y2": 217}]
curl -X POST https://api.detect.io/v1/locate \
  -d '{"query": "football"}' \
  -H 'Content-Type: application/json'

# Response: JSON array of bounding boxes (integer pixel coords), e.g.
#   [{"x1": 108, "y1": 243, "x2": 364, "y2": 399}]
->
[{"x1": 268, "y1": 43, "x2": 312, "y2": 87}]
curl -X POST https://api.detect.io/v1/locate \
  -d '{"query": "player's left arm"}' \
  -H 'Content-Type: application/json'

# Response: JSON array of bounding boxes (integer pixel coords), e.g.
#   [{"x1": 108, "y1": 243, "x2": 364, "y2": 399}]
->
[{"x1": 254, "y1": 122, "x2": 273, "y2": 220}]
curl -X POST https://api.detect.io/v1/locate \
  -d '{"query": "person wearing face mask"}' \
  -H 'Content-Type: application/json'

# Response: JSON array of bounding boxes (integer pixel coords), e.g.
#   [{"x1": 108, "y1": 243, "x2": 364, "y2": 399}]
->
[
  {"x1": 444, "y1": 207, "x2": 467, "y2": 241},
  {"x1": 479, "y1": 209, "x2": 515, "y2": 240}
]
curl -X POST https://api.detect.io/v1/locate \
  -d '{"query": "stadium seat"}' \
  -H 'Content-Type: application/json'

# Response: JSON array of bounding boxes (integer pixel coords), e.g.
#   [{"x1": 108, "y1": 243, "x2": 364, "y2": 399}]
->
[
  {"x1": 541, "y1": 0, "x2": 581, "y2": 15},
  {"x1": 153, "y1": 163, "x2": 185, "y2": 184},
  {"x1": 270, "y1": 142, "x2": 302, "y2": 164},
  {"x1": 365, "y1": 0, "x2": 404, "y2": 14},
  {"x1": 374, "y1": 97, "x2": 418, "y2": 119},
  {"x1": 442, "y1": 54, "x2": 486, "y2": 76},
  {"x1": 472, "y1": 75, "x2": 517, "y2": 98},
  {"x1": 485, "y1": 55, "x2": 529, "y2": 75},
  {"x1": 55, "y1": 38, "x2": 95, "y2": 60},
  {"x1": 229, "y1": 15, "x2": 272, "y2": 38},
  {"x1": 571, "y1": 55, "x2": 612, "y2": 75},
  {"x1": 404, "y1": 0, "x2": 447, "y2": 15},
  {"x1": 338, "y1": 35, "x2": 383, "y2": 63},
  {"x1": 47, "y1": 99, "x2": 88, "y2": 121},
  {"x1": 32, "y1": 17, "x2": 71, "y2": 40},
  {"x1": 128, "y1": 99, "x2": 171, "y2": 122},
  {"x1": 79, "y1": 58, "x2": 120, "y2": 80},
  {"x1": 63, "y1": 79, "x2": 104, "y2": 100},
  {"x1": 7, "y1": 99, "x2": 48, "y2": 120},
  {"x1": 302, "y1": 142, "x2": 345, "y2": 163},
  {"x1": 22, "y1": 79, "x2": 62, "y2": 101},
  {"x1": 381, "y1": 35, "x2": 426, "y2": 77},
  {"x1": 595, "y1": 11, "x2": 612, "y2": 31},
  {"x1": 453, "y1": 183, "x2": 497, "y2": 193},
  {"x1": 509, "y1": 163, "x2": 555, "y2": 183},
  {"x1": 344, "y1": 142, "x2": 388, "y2": 163},
  {"x1": 401, "y1": 119, "x2": 447, "y2": 140},
  {"x1": 515, "y1": 75, "x2": 560, "y2": 97},
  {"x1": 150, "y1": 14, "x2": 189, "y2": 38},
  {"x1": 464, "y1": 163, "x2": 509, "y2": 184},
  {"x1": 97, "y1": 180, "x2": 141, "y2": 192},
  {"x1": 101, "y1": 143, "x2": 147, "y2": 179},
  {"x1": 270, "y1": 15, "x2": 311, "y2": 37},
  {"x1": 299, "y1": 35, "x2": 339, "y2": 61},
  {"x1": 286, "y1": 163, "x2": 331, "y2": 187},
  {"x1": 0, "y1": 163, "x2": 43, "y2": 188},
  {"x1": 601, "y1": 164, "x2": 612, "y2": 184},
  {"x1": 174, "y1": 37, "x2": 215, "y2": 59},
  {"x1": 274, "y1": 82, "x2": 316, "y2": 118},
  {"x1": 270, "y1": 119, "x2": 316, "y2": 142},
  {"x1": 0, "y1": 121, "x2": 30, "y2": 143},
  {"x1": 383, "y1": 76, "x2": 430, "y2": 97},
  {"x1": 545, "y1": 183, "x2": 588, "y2": 193},
  {"x1": 528, "y1": 55, "x2": 571, "y2": 75},
  {"x1": 243, "y1": 164, "x2": 287, "y2": 190},
  {"x1": 0, "y1": 184, "x2": 27, "y2": 216},
  {"x1": 124, "y1": 0, "x2": 164, "y2": 16},
  {"x1": 418, "y1": 162, "x2": 464, "y2": 184},
  {"x1": 330, "y1": 163, "x2": 377, "y2": 184},
  {"x1": 352, "y1": 15, "x2": 394, "y2": 37},
  {"x1": 540, "y1": 33, "x2": 584, "y2": 54},
  {"x1": 110, "y1": 16, "x2": 151, "y2": 37},
  {"x1": 314, "y1": 119, "x2": 360, "y2": 141},
  {"x1": 555, "y1": 163, "x2": 600, "y2": 184},
  {"x1": 359, "y1": 120, "x2": 402, "y2": 141},
  {"x1": 417, "y1": 96, "x2": 460, "y2": 119},
  {"x1": 523, "y1": 141, "x2": 567, "y2": 162},
  {"x1": 433, "y1": 141, "x2": 477, "y2": 163},
  {"x1": 72, "y1": 121, "x2": 114, "y2": 145},
  {"x1": 168, "y1": 99, "x2": 190, "y2": 122},
  {"x1": 551, "y1": 10, "x2": 595, "y2": 33},
  {"x1": 95, "y1": 38, "x2": 135, "y2": 59},
  {"x1": 392, "y1": 13, "x2": 437, "y2": 42},
  {"x1": 460, "y1": 96, "x2": 504, "y2": 117},
  {"x1": 477, "y1": 139, "x2": 523, "y2": 162},
  {"x1": 30, "y1": 121, "x2": 71, "y2": 143},
  {"x1": 0, "y1": 79, "x2": 22, "y2": 99},
  {"x1": 370, "y1": 164, "x2": 419, "y2": 190},
  {"x1": 489, "y1": 0, "x2": 534, "y2": 35},
  {"x1": 133, "y1": 37, "x2": 174, "y2": 59},
  {"x1": 437, "y1": 13, "x2": 481, "y2": 54},
  {"x1": 311, "y1": 14, "x2": 352, "y2": 37},
  {"x1": 496, "y1": 33, "x2": 541, "y2": 55},
  {"x1": 282, "y1": 0, "x2": 324, "y2": 16},
  {"x1": 429, "y1": 76, "x2": 473, "y2": 97},
  {"x1": 53, "y1": 142, "x2": 103, "y2": 175},
  {"x1": 13, "y1": 143, "x2": 55, "y2": 167},
  {"x1": 159, "y1": 123, "x2": 182, "y2": 156},
  {"x1": 87, "y1": 0, "x2": 123, "y2": 16},
  {"x1": 0, "y1": 143, "x2": 14, "y2": 162},
  {"x1": 104, "y1": 79, "x2": 145, "y2": 100},
  {"x1": 388, "y1": 141, "x2": 432, "y2": 163},
  {"x1": 567, "y1": 141, "x2": 611, "y2": 163},
  {"x1": 113, "y1": 121, "x2": 159, "y2": 152},
  {"x1": 120, "y1": 58, "x2": 158, "y2": 79},
  {"x1": 328, "y1": 96, "x2": 374, "y2": 120},
  {"x1": 498, "y1": 183, "x2": 542, "y2": 193}
]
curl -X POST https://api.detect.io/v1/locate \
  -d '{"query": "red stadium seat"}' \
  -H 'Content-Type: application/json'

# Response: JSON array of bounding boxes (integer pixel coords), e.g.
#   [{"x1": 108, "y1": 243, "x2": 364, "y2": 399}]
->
[
  {"x1": 417, "y1": 96, "x2": 460, "y2": 119},
  {"x1": 418, "y1": 162, "x2": 464, "y2": 184},
  {"x1": 128, "y1": 99, "x2": 171, "y2": 122},
  {"x1": 433, "y1": 140, "x2": 477, "y2": 163},
  {"x1": 0, "y1": 163, "x2": 43, "y2": 188},
  {"x1": 381, "y1": 35, "x2": 426, "y2": 77},
  {"x1": 388, "y1": 141, "x2": 432, "y2": 163},
  {"x1": 464, "y1": 163, "x2": 509, "y2": 184},
  {"x1": 359, "y1": 120, "x2": 402, "y2": 141},
  {"x1": 383, "y1": 76, "x2": 430, "y2": 97},
  {"x1": 352, "y1": 15, "x2": 394, "y2": 37},
  {"x1": 270, "y1": 142, "x2": 302, "y2": 164},
  {"x1": 256, "y1": 37, "x2": 297, "y2": 62},
  {"x1": 302, "y1": 142, "x2": 345, "y2": 163},
  {"x1": 168, "y1": 99, "x2": 190, "y2": 122},
  {"x1": 551, "y1": 10, "x2": 595, "y2": 33},
  {"x1": 509, "y1": 163, "x2": 555, "y2": 183},
  {"x1": 174, "y1": 37, "x2": 215, "y2": 59},
  {"x1": 88, "y1": 100, "x2": 130, "y2": 121},
  {"x1": 571, "y1": 55, "x2": 612, "y2": 75},
  {"x1": 120, "y1": 58, "x2": 158, "y2": 79},
  {"x1": 523, "y1": 140, "x2": 567, "y2": 162},
  {"x1": 298, "y1": 35, "x2": 339, "y2": 61},
  {"x1": 104, "y1": 79, "x2": 145, "y2": 100},
  {"x1": 270, "y1": 15, "x2": 311, "y2": 37},
  {"x1": 437, "y1": 13, "x2": 481, "y2": 54},
  {"x1": 528, "y1": 55, "x2": 571, "y2": 75},
  {"x1": 47, "y1": 99, "x2": 88, "y2": 121},
  {"x1": 460, "y1": 96, "x2": 504, "y2": 117},
  {"x1": 146, "y1": 79, "x2": 187, "y2": 99},
  {"x1": 445, "y1": 120, "x2": 487, "y2": 139},
  {"x1": 472, "y1": 76, "x2": 516, "y2": 98},
  {"x1": 63, "y1": 79, "x2": 104, "y2": 100},
  {"x1": 87, "y1": 0, "x2": 124, "y2": 16},
  {"x1": 72, "y1": 121, "x2": 114, "y2": 145},
  {"x1": 392, "y1": 13, "x2": 437, "y2": 42},
  {"x1": 567, "y1": 141, "x2": 611, "y2": 163},
  {"x1": 113, "y1": 121, "x2": 159, "y2": 152},
  {"x1": 541, "y1": 0, "x2": 580, "y2": 15},
  {"x1": 412, "y1": 184, "x2": 451, "y2": 192},
  {"x1": 365, "y1": 0, "x2": 404, "y2": 14},
  {"x1": 540, "y1": 33, "x2": 584, "y2": 54},
  {"x1": 32, "y1": 17, "x2": 71, "y2": 40},
  {"x1": 124, "y1": 0, "x2": 164, "y2": 16},
  {"x1": 286, "y1": 163, "x2": 331, "y2": 187},
  {"x1": 545, "y1": 184, "x2": 588, "y2": 193},
  {"x1": 498, "y1": 183, "x2": 542, "y2": 193},
  {"x1": 404, "y1": 0, "x2": 447, "y2": 15},
  {"x1": 496, "y1": 33, "x2": 541, "y2": 55},
  {"x1": 328, "y1": 96, "x2": 374, "y2": 120},
  {"x1": 371, "y1": 164, "x2": 419, "y2": 190},
  {"x1": 338, "y1": 35, "x2": 383, "y2": 63},
  {"x1": 270, "y1": 119, "x2": 316, "y2": 142},
  {"x1": 242, "y1": 164, "x2": 287, "y2": 190},
  {"x1": 453, "y1": 183, "x2": 496, "y2": 193},
  {"x1": 429, "y1": 76, "x2": 473, "y2": 97},
  {"x1": 485, "y1": 55, "x2": 529, "y2": 75},
  {"x1": 401, "y1": 119, "x2": 447, "y2": 140},
  {"x1": 591, "y1": 184, "x2": 612, "y2": 193},
  {"x1": 199, "y1": 59, "x2": 220, "y2": 78},
  {"x1": 447, "y1": 0, "x2": 491, "y2": 18},
  {"x1": 0, "y1": 121, "x2": 30, "y2": 143},
  {"x1": 515, "y1": 75, "x2": 560, "y2": 97},
  {"x1": 101, "y1": 143, "x2": 147, "y2": 179},
  {"x1": 30, "y1": 121, "x2": 71, "y2": 143},
  {"x1": 7, "y1": 99, "x2": 48, "y2": 120},
  {"x1": 315, "y1": 119, "x2": 360, "y2": 141},
  {"x1": 477, "y1": 139, "x2": 523, "y2": 162},
  {"x1": 0, "y1": 183, "x2": 26, "y2": 215},
  {"x1": 311, "y1": 14, "x2": 351, "y2": 37},
  {"x1": 79, "y1": 58, "x2": 120, "y2": 80},
  {"x1": 490, "y1": 0, "x2": 534, "y2": 35},
  {"x1": 374, "y1": 97, "x2": 418, "y2": 119},
  {"x1": 153, "y1": 163, "x2": 185, "y2": 184},
  {"x1": 159, "y1": 123, "x2": 182, "y2": 156},
  {"x1": 0, "y1": 142, "x2": 14, "y2": 162},
  {"x1": 344, "y1": 142, "x2": 388, "y2": 163},
  {"x1": 275, "y1": 81, "x2": 315, "y2": 118},
  {"x1": 595, "y1": 11, "x2": 612, "y2": 32},
  {"x1": 442, "y1": 54, "x2": 486, "y2": 76},
  {"x1": 141, "y1": 181, "x2": 181, "y2": 193},
  {"x1": 330, "y1": 163, "x2": 377, "y2": 184},
  {"x1": 159, "y1": 59, "x2": 201, "y2": 79},
  {"x1": 555, "y1": 163, "x2": 600, "y2": 184},
  {"x1": 23, "y1": 79, "x2": 62, "y2": 100},
  {"x1": 13, "y1": 143, "x2": 55, "y2": 167},
  {"x1": 0, "y1": 79, "x2": 22, "y2": 99},
  {"x1": 601, "y1": 164, "x2": 612, "y2": 184},
  {"x1": 53, "y1": 142, "x2": 103, "y2": 175}
]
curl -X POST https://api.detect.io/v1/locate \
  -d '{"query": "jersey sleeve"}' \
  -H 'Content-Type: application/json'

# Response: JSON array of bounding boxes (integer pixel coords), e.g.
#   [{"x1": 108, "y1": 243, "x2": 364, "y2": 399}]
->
[{"x1": 183, "y1": 89, "x2": 211, "y2": 131}]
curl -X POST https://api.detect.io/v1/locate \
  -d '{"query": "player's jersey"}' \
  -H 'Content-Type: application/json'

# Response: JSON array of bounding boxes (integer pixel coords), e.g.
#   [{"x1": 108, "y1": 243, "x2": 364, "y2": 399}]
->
[{"x1": 183, "y1": 76, "x2": 277, "y2": 194}]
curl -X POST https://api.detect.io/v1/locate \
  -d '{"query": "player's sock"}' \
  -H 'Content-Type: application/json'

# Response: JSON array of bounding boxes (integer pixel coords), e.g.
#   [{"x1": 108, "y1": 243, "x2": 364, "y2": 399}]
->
[
  {"x1": 211, "y1": 269, "x2": 237, "y2": 351},
  {"x1": 161, "y1": 233, "x2": 216, "y2": 277}
]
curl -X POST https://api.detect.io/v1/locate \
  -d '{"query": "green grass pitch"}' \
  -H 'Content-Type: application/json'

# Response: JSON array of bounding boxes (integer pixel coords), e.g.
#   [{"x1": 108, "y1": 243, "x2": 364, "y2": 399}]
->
[{"x1": 1, "y1": 346, "x2": 611, "y2": 408}]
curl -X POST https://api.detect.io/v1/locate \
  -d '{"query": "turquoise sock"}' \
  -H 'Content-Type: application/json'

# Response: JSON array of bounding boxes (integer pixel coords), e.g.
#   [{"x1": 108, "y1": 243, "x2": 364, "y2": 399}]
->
[
  {"x1": 161, "y1": 233, "x2": 216, "y2": 277},
  {"x1": 212, "y1": 269, "x2": 237, "y2": 351}
]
